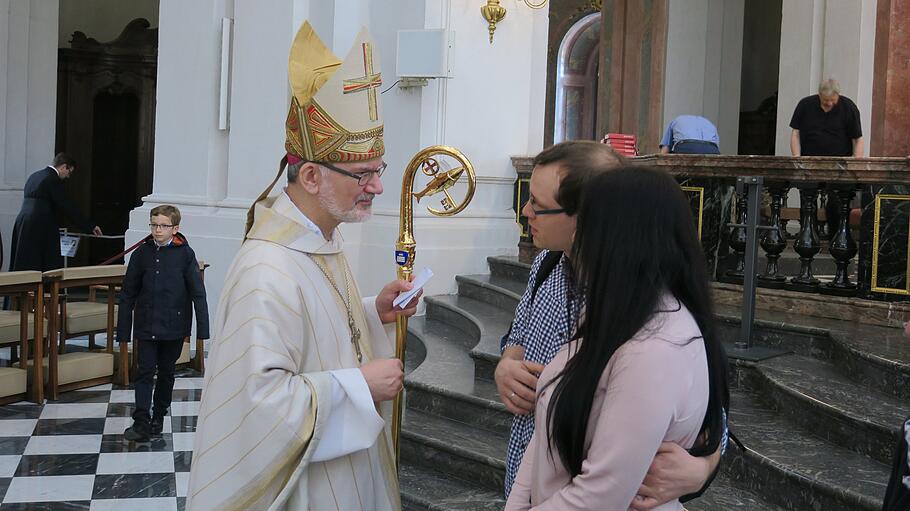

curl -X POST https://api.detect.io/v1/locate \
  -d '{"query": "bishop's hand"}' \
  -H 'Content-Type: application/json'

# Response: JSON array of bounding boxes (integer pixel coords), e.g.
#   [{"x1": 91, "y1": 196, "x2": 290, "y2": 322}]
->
[
  {"x1": 360, "y1": 358, "x2": 404, "y2": 402},
  {"x1": 376, "y1": 278, "x2": 421, "y2": 324}
]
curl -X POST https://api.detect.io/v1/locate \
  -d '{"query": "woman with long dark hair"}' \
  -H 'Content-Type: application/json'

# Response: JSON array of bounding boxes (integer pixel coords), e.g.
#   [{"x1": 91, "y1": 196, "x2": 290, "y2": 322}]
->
[{"x1": 505, "y1": 166, "x2": 730, "y2": 510}]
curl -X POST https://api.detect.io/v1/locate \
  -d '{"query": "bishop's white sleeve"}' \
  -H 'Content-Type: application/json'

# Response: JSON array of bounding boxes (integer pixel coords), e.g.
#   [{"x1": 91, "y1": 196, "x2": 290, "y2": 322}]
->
[{"x1": 310, "y1": 367, "x2": 384, "y2": 462}]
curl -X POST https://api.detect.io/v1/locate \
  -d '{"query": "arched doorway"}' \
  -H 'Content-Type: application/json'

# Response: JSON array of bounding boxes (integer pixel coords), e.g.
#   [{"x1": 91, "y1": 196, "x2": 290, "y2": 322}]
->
[{"x1": 553, "y1": 13, "x2": 601, "y2": 143}]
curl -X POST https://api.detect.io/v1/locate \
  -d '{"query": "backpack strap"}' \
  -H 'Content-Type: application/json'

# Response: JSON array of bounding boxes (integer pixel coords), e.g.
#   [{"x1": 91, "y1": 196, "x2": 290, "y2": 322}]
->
[
  {"x1": 499, "y1": 251, "x2": 565, "y2": 352},
  {"x1": 530, "y1": 251, "x2": 563, "y2": 302}
]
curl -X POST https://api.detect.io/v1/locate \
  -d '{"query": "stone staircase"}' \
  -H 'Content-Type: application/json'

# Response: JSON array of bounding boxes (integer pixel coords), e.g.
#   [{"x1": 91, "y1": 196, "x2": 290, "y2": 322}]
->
[{"x1": 398, "y1": 255, "x2": 907, "y2": 510}]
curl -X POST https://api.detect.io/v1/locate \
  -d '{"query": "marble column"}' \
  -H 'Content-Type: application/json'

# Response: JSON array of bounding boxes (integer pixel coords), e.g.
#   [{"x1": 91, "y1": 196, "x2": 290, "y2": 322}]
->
[
  {"x1": 857, "y1": 0, "x2": 910, "y2": 299},
  {"x1": 870, "y1": 0, "x2": 910, "y2": 157}
]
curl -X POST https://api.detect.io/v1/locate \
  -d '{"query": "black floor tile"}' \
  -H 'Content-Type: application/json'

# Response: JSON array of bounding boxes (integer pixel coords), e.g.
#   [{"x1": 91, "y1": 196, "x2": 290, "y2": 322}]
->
[
  {"x1": 15, "y1": 453, "x2": 99, "y2": 477},
  {"x1": 100, "y1": 433, "x2": 175, "y2": 453},
  {"x1": 0, "y1": 437, "x2": 30, "y2": 455},
  {"x1": 173, "y1": 451, "x2": 192, "y2": 473},
  {"x1": 0, "y1": 501, "x2": 91, "y2": 510},
  {"x1": 106, "y1": 403, "x2": 135, "y2": 417},
  {"x1": 169, "y1": 416, "x2": 197, "y2": 433},
  {"x1": 32, "y1": 418, "x2": 106, "y2": 436},
  {"x1": 46, "y1": 391, "x2": 111, "y2": 404},
  {"x1": 0, "y1": 476, "x2": 10, "y2": 502},
  {"x1": 0, "y1": 405, "x2": 42, "y2": 420},
  {"x1": 177, "y1": 496, "x2": 187, "y2": 511},
  {"x1": 92, "y1": 473, "x2": 176, "y2": 499}
]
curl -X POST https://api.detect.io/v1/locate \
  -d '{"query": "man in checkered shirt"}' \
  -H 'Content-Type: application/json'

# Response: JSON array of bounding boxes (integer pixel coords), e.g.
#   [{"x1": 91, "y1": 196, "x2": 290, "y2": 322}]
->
[{"x1": 497, "y1": 141, "x2": 723, "y2": 508}]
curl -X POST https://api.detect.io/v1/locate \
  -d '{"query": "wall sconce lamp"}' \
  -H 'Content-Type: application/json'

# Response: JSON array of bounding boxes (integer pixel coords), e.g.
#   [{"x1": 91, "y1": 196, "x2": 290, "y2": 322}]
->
[{"x1": 480, "y1": 0, "x2": 507, "y2": 44}]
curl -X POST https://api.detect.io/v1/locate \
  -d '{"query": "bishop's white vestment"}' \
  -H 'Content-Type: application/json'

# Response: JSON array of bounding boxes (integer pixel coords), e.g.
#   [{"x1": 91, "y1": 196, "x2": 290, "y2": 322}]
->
[{"x1": 186, "y1": 192, "x2": 400, "y2": 511}]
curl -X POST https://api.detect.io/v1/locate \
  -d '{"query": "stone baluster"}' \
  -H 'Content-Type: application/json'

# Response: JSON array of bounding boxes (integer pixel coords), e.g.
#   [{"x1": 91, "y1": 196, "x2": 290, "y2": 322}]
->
[
  {"x1": 791, "y1": 183, "x2": 822, "y2": 288},
  {"x1": 758, "y1": 182, "x2": 790, "y2": 286},
  {"x1": 826, "y1": 185, "x2": 859, "y2": 290},
  {"x1": 725, "y1": 188, "x2": 748, "y2": 278}
]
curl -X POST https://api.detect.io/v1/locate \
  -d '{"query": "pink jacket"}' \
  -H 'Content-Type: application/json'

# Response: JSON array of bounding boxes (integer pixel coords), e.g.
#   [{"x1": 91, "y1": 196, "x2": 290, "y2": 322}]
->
[{"x1": 505, "y1": 299, "x2": 710, "y2": 511}]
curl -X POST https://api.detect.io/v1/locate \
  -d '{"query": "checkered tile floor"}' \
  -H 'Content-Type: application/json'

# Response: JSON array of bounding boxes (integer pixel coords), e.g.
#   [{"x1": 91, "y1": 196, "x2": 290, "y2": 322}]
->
[{"x1": 0, "y1": 353, "x2": 201, "y2": 510}]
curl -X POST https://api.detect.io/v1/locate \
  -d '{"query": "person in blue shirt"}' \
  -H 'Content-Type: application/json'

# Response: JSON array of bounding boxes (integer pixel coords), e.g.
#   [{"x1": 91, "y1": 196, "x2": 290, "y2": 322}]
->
[{"x1": 659, "y1": 115, "x2": 720, "y2": 155}]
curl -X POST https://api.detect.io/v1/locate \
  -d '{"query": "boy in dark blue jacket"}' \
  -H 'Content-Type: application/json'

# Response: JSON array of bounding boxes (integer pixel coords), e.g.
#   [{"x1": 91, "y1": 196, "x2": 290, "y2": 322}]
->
[{"x1": 118, "y1": 205, "x2": 209, "y2": 442}]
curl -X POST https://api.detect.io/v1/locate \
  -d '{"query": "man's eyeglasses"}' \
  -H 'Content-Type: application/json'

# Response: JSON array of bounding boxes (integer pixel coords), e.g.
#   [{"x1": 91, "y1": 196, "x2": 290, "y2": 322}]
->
[
  {"x1": 523, "y1": 197, "x2": 566, "y2": 216},
  {"x1": 313, "y1": 161, "x2": 387, "y2": 186},
  {"x1": 149, "y1": 223, "x2": 175, "y2": 230}
]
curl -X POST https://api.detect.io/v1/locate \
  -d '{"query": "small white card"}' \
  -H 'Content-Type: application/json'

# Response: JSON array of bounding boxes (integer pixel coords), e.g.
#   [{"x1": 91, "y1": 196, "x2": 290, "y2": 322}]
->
[
  {"x1": 60, "y1": 235, "x2": 80, "y2": 258},
  {"x1": 393, "y1": 267, "x2": 433, "y2": 309}
]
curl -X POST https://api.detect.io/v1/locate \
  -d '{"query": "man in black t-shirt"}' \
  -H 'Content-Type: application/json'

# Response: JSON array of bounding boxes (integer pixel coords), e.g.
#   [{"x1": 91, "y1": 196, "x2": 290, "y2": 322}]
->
[{"x1": 789, "y1": 78, "x2": 864, "y2": 235}]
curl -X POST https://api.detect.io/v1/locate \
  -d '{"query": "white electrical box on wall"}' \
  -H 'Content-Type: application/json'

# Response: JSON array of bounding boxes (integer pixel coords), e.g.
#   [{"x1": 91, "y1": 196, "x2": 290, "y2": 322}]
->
[{"x1": 396, "y1": 29, "x2": 453, "y2": 79}]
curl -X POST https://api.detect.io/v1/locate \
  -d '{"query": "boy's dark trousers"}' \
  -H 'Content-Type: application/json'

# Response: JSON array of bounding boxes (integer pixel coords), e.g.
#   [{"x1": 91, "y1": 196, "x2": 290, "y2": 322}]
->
[{"x1": 133, "y1": 338, "x2": 184, "y2": 422}]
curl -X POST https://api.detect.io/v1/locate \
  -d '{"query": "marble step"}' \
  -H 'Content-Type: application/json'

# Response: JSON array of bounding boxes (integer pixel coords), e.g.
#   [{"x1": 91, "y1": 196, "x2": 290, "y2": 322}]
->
[
  {"x1": 455, "y1": 274, "x2": 523, "y2": 313},
  {"x1": 726, "y1": 388, "x2": 889, "y2": 511},
  {"x1": 685, "y1": 474, "x2": 788, "y2": 511},
  {"x1": 424, "y1": 294, "x2": 513, "y2": 382},
  {"x1": 400, "y1": 462, "x2": 505, "y2": 510},
  {"x1": 715, "y1": 303, "x2": 910, "y2": 401},
  {"x1": 487, "y1": 255, "x2": 530, "y2": 284},
  {"x1": 401, "y1": 409, "x2": 507, "y2": 491},
  {"x1": 405, "y1": 316, "x2": 512, "y2": 434},
  {"x1": 750, "y1": 353, "x2": 907, "y2": 464}
]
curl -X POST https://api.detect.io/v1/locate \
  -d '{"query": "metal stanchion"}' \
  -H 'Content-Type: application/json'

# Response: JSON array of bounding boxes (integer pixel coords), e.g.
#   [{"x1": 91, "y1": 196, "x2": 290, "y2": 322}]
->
[{"x1": 726, "y1": 177, "x2": 787, "y2": 362}]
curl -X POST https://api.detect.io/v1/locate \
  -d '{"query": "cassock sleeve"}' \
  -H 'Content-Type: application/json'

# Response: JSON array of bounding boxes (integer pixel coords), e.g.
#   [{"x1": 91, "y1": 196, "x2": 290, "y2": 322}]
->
[{"x1": 310, "y1": 368, "x2": 384, "y2": 462}]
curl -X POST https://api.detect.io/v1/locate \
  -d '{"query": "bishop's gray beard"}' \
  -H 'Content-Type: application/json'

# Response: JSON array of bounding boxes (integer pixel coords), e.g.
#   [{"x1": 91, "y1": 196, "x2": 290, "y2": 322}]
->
[{"x1": 319, "y1": 179, "x2": 373, "y2": 223}]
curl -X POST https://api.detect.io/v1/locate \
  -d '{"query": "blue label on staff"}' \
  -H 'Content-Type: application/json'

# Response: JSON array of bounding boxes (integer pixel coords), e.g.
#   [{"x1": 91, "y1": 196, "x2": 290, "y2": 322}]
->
[{"x1": 395, "y1": 251, "x2": 409, "y2": 265}]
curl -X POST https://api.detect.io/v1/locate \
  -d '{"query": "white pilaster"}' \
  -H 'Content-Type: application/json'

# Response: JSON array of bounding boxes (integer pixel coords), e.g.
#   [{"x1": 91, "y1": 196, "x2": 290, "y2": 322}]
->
[{"x1": 0, "y1": 0, "x2": 58, "y2": 268}]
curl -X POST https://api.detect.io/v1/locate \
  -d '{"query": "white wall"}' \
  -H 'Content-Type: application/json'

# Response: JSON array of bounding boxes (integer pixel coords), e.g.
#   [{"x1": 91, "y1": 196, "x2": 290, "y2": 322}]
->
[
  {"x1": 663, "y1": 0, "x2": 744, "y2": 154},
  {"x1": 58, "y1": 0, "x2": 158, "y2": 47},
  {"x1": 0, "y1": 0, "x2": 59, "y2": 269},
  {"x1": 345, "y1": 0, "x2": 548, "y2": 294},
  {"x1": 774, "y1": 0, "x2": 877, "y2": 156}
]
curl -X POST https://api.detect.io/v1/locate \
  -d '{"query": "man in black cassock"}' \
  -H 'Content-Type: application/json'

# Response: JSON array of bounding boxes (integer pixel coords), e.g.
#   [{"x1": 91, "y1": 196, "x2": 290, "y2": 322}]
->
[{"x1": 8, "y1": 152, "x2": 102, "y2": 272}]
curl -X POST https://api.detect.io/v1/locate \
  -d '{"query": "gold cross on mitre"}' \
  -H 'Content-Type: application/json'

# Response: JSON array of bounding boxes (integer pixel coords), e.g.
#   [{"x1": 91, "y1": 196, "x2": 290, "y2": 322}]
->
[{"x1": 343, "y1": 42, "x2": 382, "y2": 121}]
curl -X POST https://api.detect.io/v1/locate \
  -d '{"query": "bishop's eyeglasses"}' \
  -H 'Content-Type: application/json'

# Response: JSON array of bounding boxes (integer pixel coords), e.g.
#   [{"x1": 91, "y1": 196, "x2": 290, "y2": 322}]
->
[{"x1": 313, "y1": 161, "x2": 388, "y2": 186}]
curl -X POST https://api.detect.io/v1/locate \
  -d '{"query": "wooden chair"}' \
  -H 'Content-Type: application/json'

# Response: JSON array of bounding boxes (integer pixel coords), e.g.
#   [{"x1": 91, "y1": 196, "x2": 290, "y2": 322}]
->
[
  {"x1": 131, "y1": 260, "x2": 209, "y2": 376},
  {"x1": 0, "y1": 271, "x2": 45, "y2": 404},
  {"x1": 42, "y1": 265, "x2": 129, "y2": 400}
]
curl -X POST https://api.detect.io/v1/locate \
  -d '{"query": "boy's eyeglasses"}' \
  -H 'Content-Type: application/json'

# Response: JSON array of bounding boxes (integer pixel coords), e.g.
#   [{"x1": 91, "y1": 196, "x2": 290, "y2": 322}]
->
[
  {"x1": 311, "y1": 161, "x2": 387, "y2": 186},
  {"x1": 523, "y1": 198, "x2": 566, "y2": 216},
  {"x1": 149, "y1": 223, "x2": 176, "y2": 230}
]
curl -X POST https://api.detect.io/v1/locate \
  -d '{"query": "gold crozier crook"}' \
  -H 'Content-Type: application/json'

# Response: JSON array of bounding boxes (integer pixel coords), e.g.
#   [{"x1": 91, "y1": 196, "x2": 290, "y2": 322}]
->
[{"x1": 393, "y1": 146, "x2": 476, "y2": 467}]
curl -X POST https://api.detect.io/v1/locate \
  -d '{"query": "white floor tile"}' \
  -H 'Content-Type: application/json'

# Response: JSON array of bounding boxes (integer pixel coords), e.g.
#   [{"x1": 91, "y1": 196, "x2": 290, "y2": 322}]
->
[
  {"x1": 103, "y1": 417, "x2": 133, "y2": 435},
  {"x1": 172, "y1": 377, "x2": 204, "y2": 390},
  {"x1": 96, "y1": 452, "x2": 175, "y2": 474},
  {"x1": 77, "y1": 383, "x2": 112, "y2": 392},
  {"x1": 40, "y1": 403, "x2": 109, "y2": 419},
  {"x1": 0, "y1": 454, "x2": 21, "y2": 477},
  {"x1": 171, "y1": 432, "x2": 194, "y2": 452},
  {"x1": 175, "y1": 471, "x2": 190, "y2": 498},
  {"x1": 90, "y1": 497, "x2": 178, "y2": 511},
  {"x1": 109, "y1": 390, "x2": 135, "y2": 404},
  {"x1": 24, "y1": 434, "x2": 102, "y2": 455},
  {"x1": 169, "y1": 401, "x2": 199, "y2": 417},
  {"x1": 3, "y1": 474, "x2": 95, "y2": 502},
  {"x1": 0, "y1": 419, "x2": 37, "y2": 437}
]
